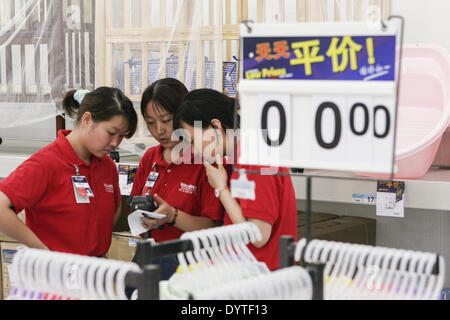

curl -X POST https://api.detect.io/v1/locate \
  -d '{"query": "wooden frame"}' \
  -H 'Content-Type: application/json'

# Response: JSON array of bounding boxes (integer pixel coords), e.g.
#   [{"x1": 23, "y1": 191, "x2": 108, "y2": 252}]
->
[
  {"x1": 0, "y1": 0, "x2": 96, "y2": 136},
  {"x1": 94, "y1": 0, "x2": 391, "y2": 143}
]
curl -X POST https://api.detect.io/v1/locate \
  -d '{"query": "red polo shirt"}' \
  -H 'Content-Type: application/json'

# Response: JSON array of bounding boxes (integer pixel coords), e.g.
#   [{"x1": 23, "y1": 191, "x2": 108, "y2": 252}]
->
[
  {"x1": 224, "y1": 145, "x2": 298, "y2": 270},
  {"x1": 0, "y1": 130, "x2": 121, "y2": 256},
  {"x1": 130, "y1": 145, "x2": 224, "y2": 242}
]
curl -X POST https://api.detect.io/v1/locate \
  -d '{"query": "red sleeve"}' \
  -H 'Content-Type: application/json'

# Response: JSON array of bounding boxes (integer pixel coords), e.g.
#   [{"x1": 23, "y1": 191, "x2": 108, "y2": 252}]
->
[
  {"x1": 234, "y1": 165, "x2": 280, "y2": 225},
  {"x1": 196, "y1": 167, "x2": 225, "y2": 221},
  {"x1": 0, "y1": 157, "x2": 49, "y2": 213},
  {"x1": 112, "y1": 162, "x2": 121, "y2": 211}
]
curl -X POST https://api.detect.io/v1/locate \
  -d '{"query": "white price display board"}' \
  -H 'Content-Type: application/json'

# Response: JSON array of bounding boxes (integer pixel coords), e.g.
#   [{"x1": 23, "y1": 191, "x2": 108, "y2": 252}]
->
[{"x1": 238, "y1": 22, "x2": 400, "y2": 173}]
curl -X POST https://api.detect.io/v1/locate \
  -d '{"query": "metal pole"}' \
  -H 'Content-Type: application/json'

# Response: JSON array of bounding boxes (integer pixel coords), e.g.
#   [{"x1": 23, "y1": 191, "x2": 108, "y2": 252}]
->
[
  {"x1": 138, "y1": 264, "x2": 161, "y2": 300},
  {"x1": 306, "y1": 176, "x2": 312, "y2": 243}
]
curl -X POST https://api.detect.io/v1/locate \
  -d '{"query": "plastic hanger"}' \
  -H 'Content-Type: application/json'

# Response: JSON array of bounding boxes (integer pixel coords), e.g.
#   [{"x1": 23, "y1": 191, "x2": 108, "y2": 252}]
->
[
  {"x1": 228, "y1": 227, "x2": 253, "y2": 279},
  {"x1": 55, "y1": 252, "x2": 74, "y2": 299},
  {"x1": 99, "y1": 259, "x2": 116, "y2": 300},
  {"x1": 232, "y1": 224, "x2": 253, "y2": 263},
  {"x1": 21, "y1": 248, "x2": 40, "y2": 300},
  {"x1": 8, "y1": 248, "x2": 26, "y2": 299},
  {"x1": 365, "y1": 248, "x2": 382, "y2": 299},
  {"x1": 366, "y1": 247, "x2": 385, "y2": 299},
  {"x1": 431, "y1": 255, "x2": 445, "y2": 300},
  {"x1": 182, "y1": 232, "x2": 215, "y2": 294},
  {"x1": 29, "y1": 250, "x2": 46, "y2": 299},
  {"x1": 196, "y1": 230, "x2": 227, "y2": 291},
  {"x1": 421, "y1": 252, "x2": 441, "y2": 300},
  {"x1": 236, "y1": 223, "x2": 267, "y2": 274},
  {"x1": 304, "y1": 239, "x2": 323, "y2": 262},
  {"x1": 324, "y1": 242, "x2": 345, "y2": 294},
  {"x1": 87, "y1": 257, "x2": 108, "y2": 300},
  {"x1": 373, "y1": 248, "x2": 396, "y2": 300},
  {"x1": 115, "y1": 261, "x2": 140, "y2": 300},
  {"x1": 386, "y1": 249, "x2": 411, "y2": 300},
  {"x1": 246, "y1": 222, "x2": 263, "y2": 243},
  {"x1": 220, "y1": 227, "x2": 240, "y2": 264},
  {"x1": 195, "y1": 230, "x2": 215, "y2": 265},
  {"x1": 8, "y1": 248, "x2": 141, "y2": 300},
  {"x1": 77, "y1": 256, "x2": 95, "y2": 299},
  {"x1": 94, "y1": 258, "x2": 112, "y2": 300},
  {"x1": 204, "y1": 227, "x2": 228, "y2": 266},
  {"x1": 398, "y1": 252, "x2": 421, "y2": 300},
  {"x1": 317, "y1": 240, "x2": 335, "y2": 264},
  {"x1": 180, "y1": 232, "x2": 202, "y2": 273},
  {"x1": 60, "y1": 253, "x2": 79, "y2": 299},
  {"x1": 405, "y1": 252, "x2": 428, "y2": 300},
  {"x1": 212, "y1": 226, "x2": 234, "y2": 265},
  {"x1": 294, "y1": 238, "x2": 307, "y2": 263},
  {"x1": 328, "y1": 243, "x2": 352, "y2": 299},
  {"x1": 347, "y1": 246, "x2": 372, "y2": 299},
  {"x1": 341, "y1": 244, "x2": 365, "y2": 299},
  {"x1": 339, "y1": 244, "x2": 366, "y2": 299},
  {"x1": 191, "y1": 230, "x2": 215, "y2": 269},
  {"x1": 385, "y1": 249, "x2": 407, "y2": 300}
]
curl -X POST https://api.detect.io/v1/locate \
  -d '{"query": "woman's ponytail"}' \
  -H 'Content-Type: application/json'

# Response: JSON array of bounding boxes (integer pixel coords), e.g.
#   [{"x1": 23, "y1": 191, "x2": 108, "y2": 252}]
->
[{"x1": 62, "y1": 89, "x2": 80, "y2": 119}]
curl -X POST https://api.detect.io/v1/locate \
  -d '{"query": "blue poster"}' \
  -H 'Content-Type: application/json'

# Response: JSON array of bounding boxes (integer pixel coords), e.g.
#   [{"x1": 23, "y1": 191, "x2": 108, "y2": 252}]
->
[{"x1": 242, "y1": 35, "x2": 396, "y2": 81}]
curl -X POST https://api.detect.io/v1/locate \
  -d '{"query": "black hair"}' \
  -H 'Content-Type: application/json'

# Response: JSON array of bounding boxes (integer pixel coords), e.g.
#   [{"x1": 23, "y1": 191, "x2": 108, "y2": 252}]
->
[
  {"x1": 174, "y1": 88, "x2": 239, "y2": 130},
  {"x1": 62, "y1": 87, "x2": 138, "y2": 139},
  {"x1": 140, "y1": 78, "x2": 188, "y2": 118}
]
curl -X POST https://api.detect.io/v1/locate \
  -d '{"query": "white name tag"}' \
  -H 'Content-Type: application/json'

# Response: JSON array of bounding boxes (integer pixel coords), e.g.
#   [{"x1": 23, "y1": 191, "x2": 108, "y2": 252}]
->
[
  {"x1": 143, "y1": 171, "x2": 159, "y2": 194},
  {"x1": 71, "y1": 176, "x2": 94, "y2": 203},
  {"x1": 231, "y1": 171, "x2": 256, "y2": 200}
]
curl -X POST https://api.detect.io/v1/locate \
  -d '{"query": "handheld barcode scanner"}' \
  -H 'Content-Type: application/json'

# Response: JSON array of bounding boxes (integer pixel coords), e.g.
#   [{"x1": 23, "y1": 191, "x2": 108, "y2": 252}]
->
[{"x1": 127, "y1": 195, "x2": 164, "y2": 239}]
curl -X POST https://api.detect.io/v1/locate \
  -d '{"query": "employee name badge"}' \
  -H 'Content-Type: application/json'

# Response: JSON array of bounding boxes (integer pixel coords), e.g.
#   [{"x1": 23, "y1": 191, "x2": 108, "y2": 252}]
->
[
  {"x1": 72, "y1": 176, "x2": 94, "y2": 203},
  {"x1": 146, "y1": 171, "x2": 159, "y2": 187},
  {"x1": 143, "y1": 171, "x2": 159, "y2": 194},
  {"x1": 231, "y1": 170, "x2": 256, "y2": 200}
]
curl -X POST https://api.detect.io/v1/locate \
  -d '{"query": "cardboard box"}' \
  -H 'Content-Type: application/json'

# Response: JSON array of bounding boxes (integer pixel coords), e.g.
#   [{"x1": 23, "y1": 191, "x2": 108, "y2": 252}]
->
[
  {"x1": 1, "y1": 241, "x2": 24, "y2": 300},
  {"x1": 297, "y1": 216, "x2": 376, "y2": 246},
  {"x1": 106, "y1": 232, "x2": 140, "y2": 262},
  {"x1": 297, "y1": 211, "x2": 339, "y2": 227}
]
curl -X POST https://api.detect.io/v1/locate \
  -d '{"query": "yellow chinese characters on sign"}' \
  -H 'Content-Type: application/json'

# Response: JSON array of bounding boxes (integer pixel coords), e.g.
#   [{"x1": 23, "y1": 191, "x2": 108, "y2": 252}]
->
[
  {"x1": 326, "y1": 36, "x2": 363, "y2": 72},
  {"x1": 252, "y1": 36, "x2": 377, "y2": 77},
  {"x1": 287, "y1": 36, "x2": 375, "y2": 75},
  {"x1": 290, "y1": 39, "x2": 324, "y2": 76}
]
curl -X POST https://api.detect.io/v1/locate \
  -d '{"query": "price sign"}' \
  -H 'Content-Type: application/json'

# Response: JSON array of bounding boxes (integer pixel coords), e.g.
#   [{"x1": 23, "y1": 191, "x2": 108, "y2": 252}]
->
[{"x1": 238, "y1": 22, "x2": 399, "y2": 173}]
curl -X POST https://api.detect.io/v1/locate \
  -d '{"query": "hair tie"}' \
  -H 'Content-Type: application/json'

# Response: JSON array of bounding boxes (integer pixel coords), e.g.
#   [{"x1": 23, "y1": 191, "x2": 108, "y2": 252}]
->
[{"x1": 74, "y1": 89, "x2": 90, "y2": 104}]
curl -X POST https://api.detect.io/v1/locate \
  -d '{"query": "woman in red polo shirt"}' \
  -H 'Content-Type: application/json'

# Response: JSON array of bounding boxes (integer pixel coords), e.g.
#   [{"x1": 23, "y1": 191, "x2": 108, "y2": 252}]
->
[
  {"x1": 0, "y1": 87, "x2": 137, "y2": 257},
  {"x1": 174, "y1": 88, "x2": 297, "y2": 271},
  {"x1": 126, "y1": 78, "x2": 224, "y2": 285}
]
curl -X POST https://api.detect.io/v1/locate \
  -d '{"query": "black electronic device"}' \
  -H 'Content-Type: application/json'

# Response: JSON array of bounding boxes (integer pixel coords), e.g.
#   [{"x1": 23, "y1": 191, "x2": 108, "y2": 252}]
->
[
  {"x1": 127, "y1": 195, "x2": 163, "y2": 238},
  {"x1": 109, "y1": 150, "x2": 120, "y2": 163}
]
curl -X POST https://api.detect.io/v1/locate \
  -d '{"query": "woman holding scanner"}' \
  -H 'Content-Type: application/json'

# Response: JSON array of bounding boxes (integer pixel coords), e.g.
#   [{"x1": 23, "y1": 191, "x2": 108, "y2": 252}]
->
[{"x1": 127, "y1": 78, "x2": 224, "y2": 285}]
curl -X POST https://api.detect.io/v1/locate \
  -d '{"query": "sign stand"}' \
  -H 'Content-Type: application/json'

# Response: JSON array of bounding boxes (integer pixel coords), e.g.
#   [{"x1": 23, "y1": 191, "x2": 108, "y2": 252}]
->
[{"x1": 233, "y1": 15, "x2": 405, "y2": 247}]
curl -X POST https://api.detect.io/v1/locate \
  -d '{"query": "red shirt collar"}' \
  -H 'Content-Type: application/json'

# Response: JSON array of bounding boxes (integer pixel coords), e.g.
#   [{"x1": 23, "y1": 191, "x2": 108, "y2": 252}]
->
[{"x1": 55, "y1": 129, "x2": 101, "y2": 167}]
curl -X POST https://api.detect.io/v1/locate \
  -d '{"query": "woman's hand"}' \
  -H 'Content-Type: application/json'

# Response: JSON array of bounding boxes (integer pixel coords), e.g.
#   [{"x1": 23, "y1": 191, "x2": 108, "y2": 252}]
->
[
  {"x1": 140, "y1": 193, "x2": 175, "y2": 229},
  {"x1": 203, "y1": 155, "x2": 228, "y2": 190}
]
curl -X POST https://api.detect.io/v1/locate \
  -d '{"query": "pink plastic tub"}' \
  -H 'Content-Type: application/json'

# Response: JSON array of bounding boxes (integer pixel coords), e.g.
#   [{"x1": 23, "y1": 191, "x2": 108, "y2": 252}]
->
[{"x1": 357, "y1": 44, "x2": 450, "y2": 179}]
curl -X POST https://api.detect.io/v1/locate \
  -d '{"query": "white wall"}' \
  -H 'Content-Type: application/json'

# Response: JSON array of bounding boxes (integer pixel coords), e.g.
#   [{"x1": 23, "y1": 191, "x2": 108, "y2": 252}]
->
[{"x1": 392, "y1": 0, "x2": 450, "y2": 53}]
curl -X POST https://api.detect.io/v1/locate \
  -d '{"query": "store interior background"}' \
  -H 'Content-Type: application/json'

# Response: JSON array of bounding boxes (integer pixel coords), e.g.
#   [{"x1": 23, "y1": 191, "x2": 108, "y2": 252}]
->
[{"x1": 1, "y1": 0, "x2": 450, "y2": 286}]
